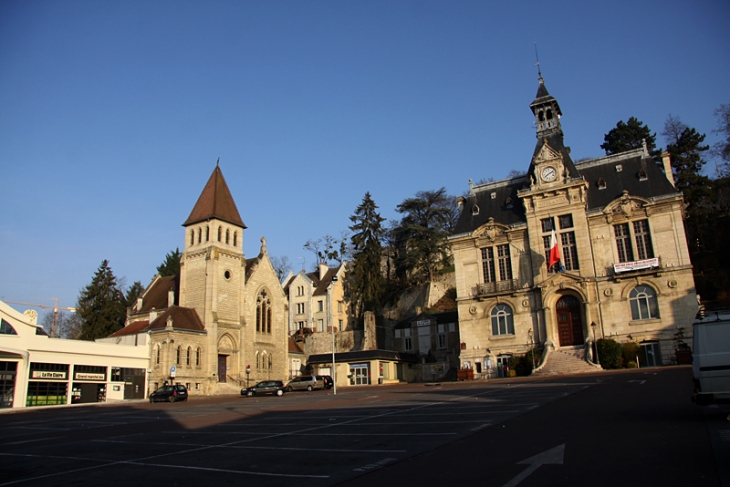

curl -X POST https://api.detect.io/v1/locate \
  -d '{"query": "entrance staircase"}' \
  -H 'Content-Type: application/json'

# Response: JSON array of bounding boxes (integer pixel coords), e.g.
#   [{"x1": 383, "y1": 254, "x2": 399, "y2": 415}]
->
[{"x1": 532, "y1": 345, "x2": 602, "y2": 376}]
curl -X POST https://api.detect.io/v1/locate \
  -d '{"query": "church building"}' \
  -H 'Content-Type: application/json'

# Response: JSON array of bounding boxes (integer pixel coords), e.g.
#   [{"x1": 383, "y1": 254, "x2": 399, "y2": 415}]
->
[
  {"x1": 450, "y1": 75, "x2": 697, "y2": 376},
  {"x1": 108, "y1": 165, "x2": 288, "y2": 395}
]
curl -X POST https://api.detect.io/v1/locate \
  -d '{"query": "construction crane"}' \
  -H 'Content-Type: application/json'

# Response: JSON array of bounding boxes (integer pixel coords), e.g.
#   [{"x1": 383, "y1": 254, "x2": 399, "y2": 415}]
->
[{"x1": 4, "y1": 298, "x2": 76, "y2": 337}]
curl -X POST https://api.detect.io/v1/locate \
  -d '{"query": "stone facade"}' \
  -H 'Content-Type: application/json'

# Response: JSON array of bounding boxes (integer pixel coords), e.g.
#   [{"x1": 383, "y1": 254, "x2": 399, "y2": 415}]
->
[
  {"x1": 450, "y1": 76, "x2": 698, "y2": 376},
  {"x1": 111, "y1": 166, "x2": 288, "y2": 395}
]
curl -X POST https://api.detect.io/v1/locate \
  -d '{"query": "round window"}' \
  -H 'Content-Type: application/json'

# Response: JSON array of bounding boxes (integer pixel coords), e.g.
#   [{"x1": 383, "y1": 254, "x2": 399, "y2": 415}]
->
[{"x1": 224, "y1": 270, "x2": 231, "y2": 280}]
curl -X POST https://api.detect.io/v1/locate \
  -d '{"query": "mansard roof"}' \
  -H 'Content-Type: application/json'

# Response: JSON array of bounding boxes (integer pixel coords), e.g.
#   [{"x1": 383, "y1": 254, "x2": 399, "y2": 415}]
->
[
  {"x1": 453, "y1": 149, "x2": 680, "y2": 235},
  {"x1": 183, "y1": 166, "x2": 246, "y2": 228},
  {"x1": 575, "y1": 149, "x2": 678, "y2": 210}
]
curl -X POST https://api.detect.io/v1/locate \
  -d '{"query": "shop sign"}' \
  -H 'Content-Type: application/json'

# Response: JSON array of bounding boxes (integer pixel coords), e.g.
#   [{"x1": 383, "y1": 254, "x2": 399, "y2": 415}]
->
[
  {"x1": 74, "y1": 372, "x2": 106, "y2": 381},
  {"x1": 415, "y1": 320, "x2": 431, "y2": 327},
  {"x1": 31, "y1": 371, "x2": 67, "y2": 379}
]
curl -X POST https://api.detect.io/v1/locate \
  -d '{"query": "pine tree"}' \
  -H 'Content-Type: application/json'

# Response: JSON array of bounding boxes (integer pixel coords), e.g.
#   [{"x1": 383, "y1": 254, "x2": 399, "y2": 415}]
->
[
  {"x1": 663, "y1": 116, "x2": 712, "y2": 215},
  {"x1": 601, "y1": 117, "x2": 661, "y2": 163},
  {"x1": 391, "y1": 188, "x2": 455, "y2": 286},
  {"x1": 77, "y1": 260, "x2": 126, "y2": 340},
  {"x1": 348, "y1": 192, "x2": 386, "y2": 319},
  {"x1": 156, "y1": 248, "x2": 181, "y2": 277},
  {"x1": 123, "y1": 281, "x2": 145, "y2": 309}
]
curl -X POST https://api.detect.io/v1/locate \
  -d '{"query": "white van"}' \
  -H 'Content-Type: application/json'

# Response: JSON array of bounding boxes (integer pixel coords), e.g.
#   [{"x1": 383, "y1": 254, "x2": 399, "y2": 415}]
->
[{"x1": 692, "y1": 310, "x2": 730, "y2": 405}]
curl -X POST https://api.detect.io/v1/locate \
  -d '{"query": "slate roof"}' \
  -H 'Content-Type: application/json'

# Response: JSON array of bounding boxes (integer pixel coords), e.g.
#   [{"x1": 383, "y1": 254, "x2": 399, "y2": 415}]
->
[{"x1": 183, "y1": 165, "x2": 246, "y2": 228}]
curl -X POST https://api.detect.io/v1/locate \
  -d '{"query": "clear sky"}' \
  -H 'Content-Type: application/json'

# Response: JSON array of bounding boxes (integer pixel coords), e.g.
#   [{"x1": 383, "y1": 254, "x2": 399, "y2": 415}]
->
[{"x1": 1, "y1": 1, "x2": 728, "y2": 317}]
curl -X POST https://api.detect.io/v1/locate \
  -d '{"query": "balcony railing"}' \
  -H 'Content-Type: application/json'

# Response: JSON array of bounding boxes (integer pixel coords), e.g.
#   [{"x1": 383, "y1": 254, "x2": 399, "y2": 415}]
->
[{"x1": 476, "y1": 279, "x2": 518, "y2": 296}]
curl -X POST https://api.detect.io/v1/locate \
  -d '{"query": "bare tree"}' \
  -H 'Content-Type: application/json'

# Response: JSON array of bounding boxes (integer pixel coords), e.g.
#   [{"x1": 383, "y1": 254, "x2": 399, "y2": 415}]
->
[{"x1": 270, "y1": 255, "x2": 292, "y2": 281}]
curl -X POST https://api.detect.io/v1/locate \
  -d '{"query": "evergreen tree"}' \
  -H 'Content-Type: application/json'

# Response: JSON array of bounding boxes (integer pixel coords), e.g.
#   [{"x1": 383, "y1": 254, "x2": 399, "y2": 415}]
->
[
  {"x1": 390, "y1": 188, "x2": 455, "y2": 286},
  {"x1": 348, "y1": 192, "x2": 386, "y2": 319},
  {"x1": 156, "y1": 248, "x2": 181, "y2": 277},
  {"x1": 123, "y1": 281, "x2": 145, "y2": 309},
  {"x1": 77, "y1": 260, "x2": 126, "y2": 340},
  {"x1": 663, "y1": 115, "x2": 712, "y2": 216},
  {"x1": 601, "y1": 117, "x2": 661, "y2": 163}
]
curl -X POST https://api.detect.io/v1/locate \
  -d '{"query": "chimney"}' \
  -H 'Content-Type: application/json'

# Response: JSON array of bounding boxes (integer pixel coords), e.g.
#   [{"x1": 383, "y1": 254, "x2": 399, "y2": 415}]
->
[
  {"x1": 319, "y1": 262, "x2": 328, "y2": 280},
  {"x1": 136, "y1": 297, "x2": 143, "y2": 310},
  {"x1": 661, "y1": 151, "x2": 675, "y2": 187},
  {"x1": 168, "y1": 290, "x2": 175, "y2": 308},
  {"x1": 150, "y1": 308, "x2": 157, "y2": 323}
]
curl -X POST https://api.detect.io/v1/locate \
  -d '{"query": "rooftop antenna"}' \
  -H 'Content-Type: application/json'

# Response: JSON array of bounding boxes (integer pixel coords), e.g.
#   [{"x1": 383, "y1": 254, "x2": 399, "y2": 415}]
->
[{"x1": 534, "y1": 42, "x2": 543, "y2": 82}]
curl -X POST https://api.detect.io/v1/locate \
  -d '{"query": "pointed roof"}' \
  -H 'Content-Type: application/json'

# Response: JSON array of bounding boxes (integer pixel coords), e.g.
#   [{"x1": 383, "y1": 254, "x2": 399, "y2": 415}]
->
[{"x1": 183, "y1": 166, "x2": 246, "y2": 228}]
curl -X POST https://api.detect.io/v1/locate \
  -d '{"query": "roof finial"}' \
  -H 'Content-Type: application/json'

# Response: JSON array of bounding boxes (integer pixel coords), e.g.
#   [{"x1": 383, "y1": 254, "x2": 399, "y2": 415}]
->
[
  {"x1": 216, "y1": 157, "x2": 220, "y2": 167},
  {"x1": 534, "y1": 42, "x2": 543, "y2": 83}
]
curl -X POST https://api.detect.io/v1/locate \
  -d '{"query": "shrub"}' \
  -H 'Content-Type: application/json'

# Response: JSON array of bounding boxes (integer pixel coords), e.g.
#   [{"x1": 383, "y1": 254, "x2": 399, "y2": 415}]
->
[
  {"x1": 622, "y1": 342, "x2": 640, "y2": 367},
  {"x1": 513, "y1": 349, "x2": 543, "y2": 376},
  {"x1": 597, "y1": 338, "x2": 623, "y2": 369},
  {"x1": 627, "y1": 361, "x2": 638, "y2": 368}
]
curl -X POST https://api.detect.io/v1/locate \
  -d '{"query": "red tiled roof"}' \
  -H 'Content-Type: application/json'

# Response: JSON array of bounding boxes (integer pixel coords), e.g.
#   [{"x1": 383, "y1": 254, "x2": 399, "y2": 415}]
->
[
  {"x1": 183, "y1": 165, "x2": 246, "y2": 228},
  {"x1": 288, "y1": 337, "x2": 304, "y2": 354},
  {"x1": 110, "y1": 320, "x2": 150, "y2": 337},
  {"x1": 148, "y1": 306, "x2": 205, "y2": 332}
]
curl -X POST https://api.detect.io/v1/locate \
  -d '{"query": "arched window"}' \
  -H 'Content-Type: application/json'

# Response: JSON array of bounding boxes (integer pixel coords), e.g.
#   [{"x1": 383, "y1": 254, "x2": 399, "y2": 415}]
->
[
  {"x1": 256, "y1": 352, "x2": 260, "y2": 369},
  {"x1": 206, "y1": 226, "x2": 210, "y2": 241},
  {"x1": 490, "y1": 304, "x2": 514, "y2": 336},
  {"x1": 196, "y1": 348, "x2": 201, "y2": 366},
  {"x1": 186, "y1": 347, "x2": 191, "y2": 366},
  {"x1": 218, "y1": 226, "x2": 222, "y2": 242},
  {"x1": 176, "y1": 346, "x2": 181, "y2": 365},
  {"x1": 197, "y1": 228, "x2": 202, "y2": 244},
  {"x1": 630, "y1": 285, "x2": 659, "y2": 320},
  {"x1": 268, "y1": 354, "x2": 272, "y2": 370},
  {"x1": 233, "y1": 231, "x2": 238, "y2": 247},
  {"x1": 226, "y1": 228, "x2": 230, "y2": 244},
  {"x1": 257, "y1": 290, "x2": 271, "y2": 333},
  {"x1": 156, "y1": 346, "x2": 160, "y2": 365},
  {"x1": 190, "y1": 230, "x2": 194, "y2": 246}
]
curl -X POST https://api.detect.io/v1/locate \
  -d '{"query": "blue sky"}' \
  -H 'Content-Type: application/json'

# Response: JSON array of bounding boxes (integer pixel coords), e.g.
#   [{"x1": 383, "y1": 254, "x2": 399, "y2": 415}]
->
[{"x1": 1, "y1": 1, "x2": 728, "y2": 316}]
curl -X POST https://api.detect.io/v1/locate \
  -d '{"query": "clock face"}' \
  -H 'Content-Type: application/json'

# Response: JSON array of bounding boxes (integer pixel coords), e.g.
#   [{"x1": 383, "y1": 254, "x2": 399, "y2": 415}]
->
[{"x1": 541, "y1": 166, "x2": 557, "y2": 182}]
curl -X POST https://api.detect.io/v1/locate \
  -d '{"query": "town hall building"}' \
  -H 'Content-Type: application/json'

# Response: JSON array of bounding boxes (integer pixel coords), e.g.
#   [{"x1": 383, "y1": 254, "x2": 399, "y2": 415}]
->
[{"x1": 450, "y1": 75, "x2": 697, "y2": 376}]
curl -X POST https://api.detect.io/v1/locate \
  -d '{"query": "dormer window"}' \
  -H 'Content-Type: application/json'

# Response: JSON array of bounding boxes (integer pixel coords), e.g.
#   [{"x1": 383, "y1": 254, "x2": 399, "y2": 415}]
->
[
  {"x1": 490, "y1": 192, "x2": 496, "y2": 199},
  {"x1": 504, "y1": 197, "x2": 513, "y2": 209},
  {"x1": 472, "y1": 205, "x2": 480, "y2": 216},
  {"x1": 598, "y1": 178, "x2": 607, "y2": 190},
  {"x1": 615, "y1": 165, "x2": 623, "y2": 172},
  {"x1": 638, "y1": 170, "x2": 648, "y2": 181}
]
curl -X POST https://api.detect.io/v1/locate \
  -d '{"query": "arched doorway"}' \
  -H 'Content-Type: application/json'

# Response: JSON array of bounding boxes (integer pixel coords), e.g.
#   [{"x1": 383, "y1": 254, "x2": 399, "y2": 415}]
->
[{"x1": 556, "y1": 295, "x2": 584, "y2": 346}]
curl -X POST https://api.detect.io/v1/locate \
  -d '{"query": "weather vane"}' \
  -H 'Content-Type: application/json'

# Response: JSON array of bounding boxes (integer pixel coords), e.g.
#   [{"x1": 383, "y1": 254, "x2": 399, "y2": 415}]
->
[{"x1": 534, "y1": 42, "x2": 543, "y2": 82}]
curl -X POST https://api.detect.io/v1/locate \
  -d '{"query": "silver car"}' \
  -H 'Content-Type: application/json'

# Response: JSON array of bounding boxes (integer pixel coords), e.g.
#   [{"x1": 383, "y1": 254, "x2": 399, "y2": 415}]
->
[{"x1": 285, "y1": 375, "x2": 322, "y2": 392}]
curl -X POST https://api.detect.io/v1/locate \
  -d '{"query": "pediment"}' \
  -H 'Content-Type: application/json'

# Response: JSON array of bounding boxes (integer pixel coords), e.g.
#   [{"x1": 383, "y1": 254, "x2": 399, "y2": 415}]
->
[
  {"x1": 533, "y1": 141, "x2": 562, "y2": 165},
  {"x1": 603, "y1": 191, "x2": 651, "y2": 220},
  {"x1": 473, "y1": 218, "x2": 510, "y2": 241}
]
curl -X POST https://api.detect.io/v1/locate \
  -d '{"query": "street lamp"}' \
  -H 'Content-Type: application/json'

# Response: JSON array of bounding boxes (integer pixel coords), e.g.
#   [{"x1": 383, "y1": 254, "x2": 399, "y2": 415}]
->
[
  {"x1": 330, "y1": 275, "x2": 338, "y2": 395},
  {"x1": 591, "y1": 322, "x2": 600, "y2": 366},
  {"x1": 528, "y1": 328, "x2": 536, "y2": 372}
]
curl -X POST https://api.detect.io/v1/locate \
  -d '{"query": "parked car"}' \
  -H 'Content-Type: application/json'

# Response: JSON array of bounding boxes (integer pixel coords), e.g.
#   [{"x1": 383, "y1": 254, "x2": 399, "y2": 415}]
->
[
  {"x1": 317, "y1": 375, "x2": 333, "y2": 389},
  {"x1": 149, "y1": 384, "x2": 188, "y2": 403},
  {"x1": 285, "y1": 375, "x2": 322, "y2": 392},
  {"x1": 241, "y1": 380, "x2": 285, "y2": 397},
  {"x1": 693, "y1": 310, "x2": 730, "y2": 405}
]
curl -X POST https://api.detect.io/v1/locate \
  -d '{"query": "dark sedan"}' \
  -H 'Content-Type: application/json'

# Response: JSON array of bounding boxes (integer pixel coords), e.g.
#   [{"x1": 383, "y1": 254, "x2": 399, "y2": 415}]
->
[
  {"x1": 149, "y1": 384, "x2": 188, "y2": 403},
  {"x1": 241, "y1": 380, "x2": 285, "y2": 397}
]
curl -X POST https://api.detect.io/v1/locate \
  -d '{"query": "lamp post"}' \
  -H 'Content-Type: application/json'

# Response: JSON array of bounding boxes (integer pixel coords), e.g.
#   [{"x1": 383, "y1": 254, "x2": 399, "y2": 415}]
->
[
  {"x1": 330, "y1": 275, "x2": 338, "y2": 395},
  {"x1": 528, "y1": 328, "x2": 536, "y2": 372},
  {"x1": 591, "y1": 321, "x2": 600, "y2": 366},
  {"x1": 246, "y1": 364, "x2": 250, "y2": 389}
]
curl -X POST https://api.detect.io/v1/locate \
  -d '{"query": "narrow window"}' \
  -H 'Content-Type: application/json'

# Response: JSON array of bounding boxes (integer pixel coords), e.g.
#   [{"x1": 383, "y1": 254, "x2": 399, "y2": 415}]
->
[
  {"x1": 233, "y1": 231, "x2": 238, "y2": 247},
  {"x1": 633, "y1": 220, "x2": 654, "y2": 260},
  {"x1": 190, "y1": 230, "x2": 194, "y2": 246},
  {"x1": 197, "y1": 228, "x2": 202, "y2": 244},
  {"x1": 156, "y1": 346, "x2": 160, "y2": 364},
  {"x1": 561, "y1": 232, "x2": 579, "y2": 270},
  {"x1": 186, "y1": 347, "x2": 191, "y2": 366},
  {"x1": 497, "y1": 244, "x2": 512, "y2": 281},
  {"x1": 614, "y1": 223, "x2": 634, "y2": 263},
  {"x1": 218, "y1": 226, "x2": 222, "y2": 242},
  {"x1": 206, "y1": 226, "x2": 209, "y2": 242},
  {"x1": 481, "y1": 247, "x2": 496, "y2": 283},
  {"x1": 176, "y1": 346, "x2": 181, "y2": 365},
  {"x1": 196, "y1": 348, "x2": 201, "y2": 366}
]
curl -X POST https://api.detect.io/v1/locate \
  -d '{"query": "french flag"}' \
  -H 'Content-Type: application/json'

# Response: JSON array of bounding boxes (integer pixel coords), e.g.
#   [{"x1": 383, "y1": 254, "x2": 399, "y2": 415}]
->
[{"x1": 549, "y1": 229, "x2": 562, "y2": 270}]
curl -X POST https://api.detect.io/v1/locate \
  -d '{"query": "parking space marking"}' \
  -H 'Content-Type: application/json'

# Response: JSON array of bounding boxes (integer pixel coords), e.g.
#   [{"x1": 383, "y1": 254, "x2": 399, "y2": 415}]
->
[{"x1": 96, "y1": 439, "x2": 407, "y2": 453}]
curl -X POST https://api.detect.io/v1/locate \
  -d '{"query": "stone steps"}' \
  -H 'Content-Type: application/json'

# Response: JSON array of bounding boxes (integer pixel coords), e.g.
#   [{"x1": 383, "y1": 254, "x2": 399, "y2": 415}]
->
[{"x1": 532, "y1": 346, "x2": 601, "y2": 376}]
